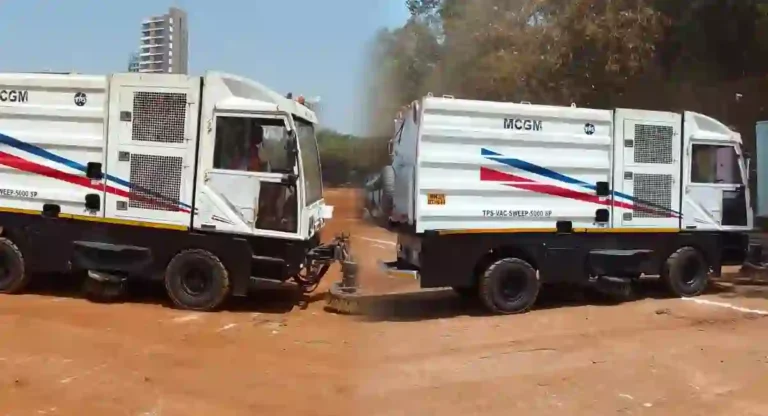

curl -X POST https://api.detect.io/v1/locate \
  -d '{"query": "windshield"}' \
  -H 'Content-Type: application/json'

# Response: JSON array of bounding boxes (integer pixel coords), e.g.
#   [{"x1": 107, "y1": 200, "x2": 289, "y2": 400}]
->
[{"x1": 294, "y1": 118, "x2": 323, "y2": 205}]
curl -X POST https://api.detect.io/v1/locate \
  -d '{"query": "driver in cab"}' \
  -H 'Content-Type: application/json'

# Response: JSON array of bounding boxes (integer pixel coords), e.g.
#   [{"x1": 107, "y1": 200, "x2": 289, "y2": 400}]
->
[{"x1": 228, "y1": 122, "x2": 267, "y2": 172}]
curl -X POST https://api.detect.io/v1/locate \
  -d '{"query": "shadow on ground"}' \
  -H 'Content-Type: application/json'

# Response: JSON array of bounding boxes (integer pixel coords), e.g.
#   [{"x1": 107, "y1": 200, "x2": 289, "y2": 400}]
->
[
  {"x1": 19, "y1": 271, "x2": 768, "y2": 321},
  {"x1": 19, "y1": 273, "x2": 323, "y2": 314},
  {"x1": 711, "y1": 270, "x2": 768, "y2": 302},
  {"x1": 347, "y1": 278, "x2": 738, "y2": 323}
]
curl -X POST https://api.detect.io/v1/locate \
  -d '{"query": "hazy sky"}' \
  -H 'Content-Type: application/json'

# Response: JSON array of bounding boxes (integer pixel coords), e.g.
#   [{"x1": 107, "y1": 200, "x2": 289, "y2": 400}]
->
[{"x1": 0, "y1": 0, "x2": 410, "y2": 134}]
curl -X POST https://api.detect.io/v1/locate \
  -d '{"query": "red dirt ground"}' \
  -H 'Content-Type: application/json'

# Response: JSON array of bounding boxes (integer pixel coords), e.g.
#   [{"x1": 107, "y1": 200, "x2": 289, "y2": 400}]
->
[{"x1": 2, "y1": 188, "x2": 768, "y2": 415}]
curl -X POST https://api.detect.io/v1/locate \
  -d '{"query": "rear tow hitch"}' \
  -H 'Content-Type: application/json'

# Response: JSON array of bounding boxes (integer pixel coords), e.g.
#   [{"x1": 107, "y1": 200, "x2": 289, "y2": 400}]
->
[{"x1": 300, "y1": 232, "x2": 367, "y2": 315}]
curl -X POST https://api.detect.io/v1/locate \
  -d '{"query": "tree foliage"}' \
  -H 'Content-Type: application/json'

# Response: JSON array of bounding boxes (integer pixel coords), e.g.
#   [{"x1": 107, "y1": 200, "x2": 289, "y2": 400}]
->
[
  {"x1": 316, "y1": 129, "x2": 390, "y2": 187},
  {"x1": 367, "y1": 0, "x2": 768, "y2": 153},
  {"x1": 332, "y1": 1, "x2": 768, "y2": 188}
]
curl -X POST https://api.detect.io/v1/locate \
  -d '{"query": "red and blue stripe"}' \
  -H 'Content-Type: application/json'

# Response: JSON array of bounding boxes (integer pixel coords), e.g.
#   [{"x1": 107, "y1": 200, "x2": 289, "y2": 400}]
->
[
  {"x1": 480, "y1": 148, "x2": 681, "y2": 218},
  {"x1": 0, "y1": 132, "x2": 191, "y2": 213}
]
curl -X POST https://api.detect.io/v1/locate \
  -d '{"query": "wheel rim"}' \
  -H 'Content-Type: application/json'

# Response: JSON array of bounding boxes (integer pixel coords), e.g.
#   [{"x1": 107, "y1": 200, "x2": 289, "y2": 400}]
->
[
  {"x1": 681, "y1": 256, "x2": 705, "y2": 286},
  {"x1": 180, "y1": 264, "x2": 212, "y2": 297},
  {"x1": 499, "y1": 272, "x2": 527, "y2": 303}
]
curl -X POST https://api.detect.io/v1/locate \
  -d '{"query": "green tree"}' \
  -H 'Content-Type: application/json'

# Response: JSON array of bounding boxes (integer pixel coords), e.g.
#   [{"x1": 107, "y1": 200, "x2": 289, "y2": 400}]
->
[
  {"x1": 363, "y1": 18, "x2": 441, "y2": 137},
  {"x1": 367, "y1": 0, "x2": 768, "y2": 152},
  {"x1": 316, "y1": 129, "x2": 390, "y2": 186}
]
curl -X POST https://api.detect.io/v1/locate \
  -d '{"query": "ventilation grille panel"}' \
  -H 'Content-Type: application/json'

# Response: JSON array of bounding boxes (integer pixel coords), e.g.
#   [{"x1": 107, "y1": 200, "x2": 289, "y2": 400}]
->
[
  {"x1": 131, "y1": 92, "x2": 187, "y2": 143},
  {"x1": 634, "y1": 124, "x2": 673, "y2": 164},
  {"x1": 632, "y1": 173, "x2": 673, "y2": 219},
  {"x1": 129, "y1": 154, "x2": 183, "y2": 211}
]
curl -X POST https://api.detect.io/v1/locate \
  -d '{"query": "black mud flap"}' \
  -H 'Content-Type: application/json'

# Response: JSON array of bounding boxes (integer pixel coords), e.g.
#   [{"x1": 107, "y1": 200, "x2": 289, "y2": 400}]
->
[{"x1": 219, "y1": 239, "x2": 253, "y2": 297}]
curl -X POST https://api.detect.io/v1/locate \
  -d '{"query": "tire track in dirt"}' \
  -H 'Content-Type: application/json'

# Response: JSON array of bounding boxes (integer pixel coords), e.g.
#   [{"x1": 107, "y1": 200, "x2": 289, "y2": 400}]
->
[
  {"x1": 356, "y1": 316, "x2": 768, "y2": 415},
  {"x1": 353, "y1": 300, "x2": 768, "y2": 413}
]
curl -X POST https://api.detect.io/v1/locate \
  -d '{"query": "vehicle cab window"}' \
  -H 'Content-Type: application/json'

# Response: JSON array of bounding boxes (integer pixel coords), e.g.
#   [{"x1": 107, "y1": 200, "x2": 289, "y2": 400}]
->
[
  {"x1": 213, "y1": 116, "x2": 292, "y2": 173},
  {"x1": 691, "y1": 144, "x2": 742, "y2": 184},
  {"x1": 211, "y1": 115, "x2": 298, "y2": 234}
]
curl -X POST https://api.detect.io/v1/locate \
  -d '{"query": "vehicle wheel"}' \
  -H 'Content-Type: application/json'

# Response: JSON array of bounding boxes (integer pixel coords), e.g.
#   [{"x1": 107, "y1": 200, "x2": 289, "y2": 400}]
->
[
  {"x1": 452, "y1": 286, "x2": 477, "y2": 299},
  {"x1": 380, "y1": 165, "x2": 395, "y2": 217},
  {"x1": 164, "y1": 249, "x2": 231, "y2": 311},
  {"x1": 662, "y1": 247, "x2": 709, "y2": 297},
  {"x1": 479, "y1": 258, "x2": 539, "y2": 315},
  {"x1": 0, "y1": 237, "x2": 29, "y2": 294}
]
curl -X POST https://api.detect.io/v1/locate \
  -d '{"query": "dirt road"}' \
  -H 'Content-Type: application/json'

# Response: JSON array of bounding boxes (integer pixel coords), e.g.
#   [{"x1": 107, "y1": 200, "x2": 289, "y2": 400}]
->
[{"x1": 2, "y1": 188, "x2": 768, "y2": 415}]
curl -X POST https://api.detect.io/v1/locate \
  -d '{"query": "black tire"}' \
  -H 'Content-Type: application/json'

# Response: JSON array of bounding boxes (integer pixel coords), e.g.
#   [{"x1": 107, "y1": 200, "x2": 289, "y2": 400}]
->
[
  {"x1": 0, "y1": 237, "x2": 29, "y2": 294},
  {"x1": 164, "y1": 249, "x2": 231, "y2": 311},
  {"x1": 662, "y1": 247, "x2": 709, "y2": 297},
  {"x1": 479, "y1": 258, "x2": 540, "y2": 315},
  {"x1": 380, "y1": 165, "x2": 395, "y2": 217},
  {"x1": 452, "y1": 286, "x2": 477, "y2": 299}
]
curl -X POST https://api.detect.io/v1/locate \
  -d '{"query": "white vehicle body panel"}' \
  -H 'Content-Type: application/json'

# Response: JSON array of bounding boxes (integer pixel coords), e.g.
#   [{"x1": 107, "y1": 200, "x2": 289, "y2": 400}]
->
[
  {"x1": 612, "y1": 109, "x2": 682, "y2": 229},
  {"x1": 681, "y1": 111, "x2": 752, "y2": 231},
  {"x1": 195, "y1": 72, "x2": 325, "y2": 241},
  {"x1": 404, "y1": 98, "x2": 614, "y2": 233},
  {"x1": 388, "y1": 96, "x2": 751, "y2": 234},
  {"x1": 0, "y1": 73, "x2": 109, "y2": 217},
  {"x1": 0, "y1": 71, "x2": 328, "y2": 241},
  {"x1": 104, "y1": 73, "x2": 200, "y2": 226}
]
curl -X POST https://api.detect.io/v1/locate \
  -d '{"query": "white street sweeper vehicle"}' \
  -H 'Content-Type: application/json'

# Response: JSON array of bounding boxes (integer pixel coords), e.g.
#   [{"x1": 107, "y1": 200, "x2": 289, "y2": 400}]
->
[
  {"x1": 0, "y1": 71, "x2": 354, "y2": 310},
  {"x1": 361, "y1": 95, "x2": 757, "y2": 314}
]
